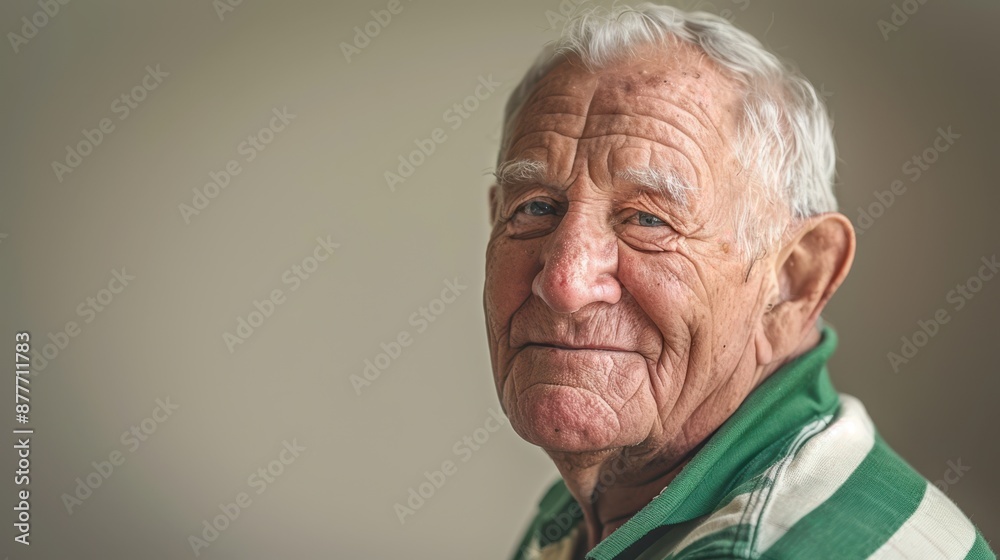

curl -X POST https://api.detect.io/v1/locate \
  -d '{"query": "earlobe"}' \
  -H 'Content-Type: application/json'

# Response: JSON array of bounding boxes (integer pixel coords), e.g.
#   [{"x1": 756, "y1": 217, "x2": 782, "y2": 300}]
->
[
  {"x1": 762, "y1": 212, "x2": 855, "y2": 362},
  {"x1": 754, "y1": 327, "x2": 774, "y2": 368}
]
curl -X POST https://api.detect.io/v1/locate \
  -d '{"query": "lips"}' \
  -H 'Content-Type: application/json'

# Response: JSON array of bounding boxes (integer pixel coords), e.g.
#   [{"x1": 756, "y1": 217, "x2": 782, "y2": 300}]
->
[{"x1": 525, "y1": 342, "x2": 634, "y2": 352}]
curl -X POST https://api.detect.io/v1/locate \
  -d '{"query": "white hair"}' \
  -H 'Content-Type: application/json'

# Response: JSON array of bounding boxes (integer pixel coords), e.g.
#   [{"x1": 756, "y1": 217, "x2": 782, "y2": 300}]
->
[{"x1": 498, "y1": 2, "x2": 838, "y2": 261}]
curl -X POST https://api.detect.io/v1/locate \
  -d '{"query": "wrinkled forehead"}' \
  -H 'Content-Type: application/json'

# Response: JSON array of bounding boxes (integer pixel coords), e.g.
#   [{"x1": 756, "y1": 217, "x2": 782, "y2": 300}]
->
[{"x1": 502, "y1": 43, "x2": 745, "y2": 201}]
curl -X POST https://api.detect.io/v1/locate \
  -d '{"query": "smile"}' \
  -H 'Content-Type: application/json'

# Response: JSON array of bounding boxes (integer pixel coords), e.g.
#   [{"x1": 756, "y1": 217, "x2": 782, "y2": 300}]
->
[{"x1": 525, "y1": 343, "x2": 634, "y2": 353}]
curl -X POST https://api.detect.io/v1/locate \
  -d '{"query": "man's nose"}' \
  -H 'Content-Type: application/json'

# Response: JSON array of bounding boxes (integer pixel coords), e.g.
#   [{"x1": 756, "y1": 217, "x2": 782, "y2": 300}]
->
[{"x1": 532, "y1": 210, "x2": 621, "y2": 314}]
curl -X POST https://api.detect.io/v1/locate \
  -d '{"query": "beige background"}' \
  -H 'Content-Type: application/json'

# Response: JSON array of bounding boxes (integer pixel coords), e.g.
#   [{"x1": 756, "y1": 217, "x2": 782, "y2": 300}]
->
[{"x1": 1, "y1": 0, "x2": 997, "y2": 558}]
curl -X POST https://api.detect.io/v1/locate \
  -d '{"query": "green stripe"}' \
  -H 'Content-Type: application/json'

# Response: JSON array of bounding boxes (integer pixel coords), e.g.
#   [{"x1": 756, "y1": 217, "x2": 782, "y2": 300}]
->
[
  {"x1": 536, "y1": 481, "x2": 583, "y2": 547},
  {"x1": 510, "y1": 480, "x2": 583, "y2": 559},
  {"x1": 589, "y1": 521, "x2": 750, "y2": 560},
  {"x1": 964, "y1": 529, "x2": 997, "y2": 560},
  {"x1": 763, "y1": 434, "x2": 926, "y2": 558}
]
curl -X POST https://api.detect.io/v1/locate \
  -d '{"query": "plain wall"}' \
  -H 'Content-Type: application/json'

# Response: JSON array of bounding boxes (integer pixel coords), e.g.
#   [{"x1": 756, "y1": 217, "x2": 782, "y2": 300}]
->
[{"x1": 0, "y1": 0, "x2": 996, "y2": 557}]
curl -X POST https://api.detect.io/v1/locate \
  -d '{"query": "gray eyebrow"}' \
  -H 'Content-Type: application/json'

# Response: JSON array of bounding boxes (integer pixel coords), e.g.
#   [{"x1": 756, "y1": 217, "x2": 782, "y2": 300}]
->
[
  {"x1": 615, "y1": 166, "x2": 695, "y2": 207},
  {"x1": 492, "y1": 160, "x2": 694, "y2": 207},
  {"x1": 492, "y1": 159, "x2": 547, "y2": 186}
]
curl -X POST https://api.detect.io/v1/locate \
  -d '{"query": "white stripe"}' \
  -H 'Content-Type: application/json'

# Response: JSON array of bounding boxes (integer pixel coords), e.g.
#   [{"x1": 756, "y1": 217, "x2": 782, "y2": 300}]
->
[
  {"x1": 753, "y1": 395, "x2": 877, "y2": 554},
  {"x1": 869, "y1": 481, "x2": 977, "y2": 560},
  {"x1": 668, "y1": 491, "x2": 753, "y2": 553},
  {"x1": 672, "y1": 413, "x2": 832, "y2": 554},
  {"x1": 524, "y1": 528, "x2": 580, "y2": 560}
]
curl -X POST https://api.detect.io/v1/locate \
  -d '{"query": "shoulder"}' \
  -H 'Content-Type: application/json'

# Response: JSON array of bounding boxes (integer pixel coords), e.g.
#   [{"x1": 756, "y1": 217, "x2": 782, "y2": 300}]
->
[
  {"x1": 666, "y1": 395, "x2": 993, "y2": 559},
  {"x1": 724, "y1": 394, "x2": 990, "y2": 559}
]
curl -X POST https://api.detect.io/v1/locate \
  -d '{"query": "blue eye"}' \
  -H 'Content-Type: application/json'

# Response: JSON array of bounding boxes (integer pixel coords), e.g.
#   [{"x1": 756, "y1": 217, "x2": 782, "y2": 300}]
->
[
  {"x1": 521, "y1": 200, "x2": 556, "y2": 216},
  {"x1": 635, "y1": 211, "x2": 666, "y2": 227}
]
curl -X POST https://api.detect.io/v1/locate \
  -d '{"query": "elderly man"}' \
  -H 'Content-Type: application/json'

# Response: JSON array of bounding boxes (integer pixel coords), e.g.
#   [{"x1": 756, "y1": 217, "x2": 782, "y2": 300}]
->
[{"x1": 482, "y1": 3, "x2": 994, "y2": 559}]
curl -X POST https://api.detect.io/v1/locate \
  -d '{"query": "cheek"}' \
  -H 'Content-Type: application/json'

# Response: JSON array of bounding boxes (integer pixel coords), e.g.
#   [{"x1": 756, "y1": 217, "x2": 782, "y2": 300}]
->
[
  {"x1": 484, "y1": 237, "x2": 541, "y2": 341},
  {"x1": 616, "y1": 249, "x2": 719, "y2": 410},
  {"x1": 619, "y1": 247, "x2": 759, "y2": 388},
  {"x1": 617, "y1": 250, "x2": 704, "y2": 345}
]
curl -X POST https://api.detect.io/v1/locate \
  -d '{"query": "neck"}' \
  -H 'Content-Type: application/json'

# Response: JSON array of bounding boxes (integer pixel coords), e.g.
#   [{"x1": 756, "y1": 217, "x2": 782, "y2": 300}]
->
[{"x1": 551, "y1": 443, "x2": 704, "y2": 552}]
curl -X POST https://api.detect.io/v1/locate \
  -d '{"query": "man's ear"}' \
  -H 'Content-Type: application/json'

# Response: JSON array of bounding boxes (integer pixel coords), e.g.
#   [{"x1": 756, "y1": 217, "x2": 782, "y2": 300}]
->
[
  {"x1": 760, "y1": 212, "x2": 856, "y2": 363},
  {"x1": 488, "y1": 184, "x2": 499, "y2": 225}
]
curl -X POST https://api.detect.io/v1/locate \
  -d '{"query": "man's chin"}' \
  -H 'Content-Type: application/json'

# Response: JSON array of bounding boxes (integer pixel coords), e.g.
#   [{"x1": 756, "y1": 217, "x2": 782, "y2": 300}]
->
[{"x1": 509, "y1": 384, "x2": 626, "y2": 453}]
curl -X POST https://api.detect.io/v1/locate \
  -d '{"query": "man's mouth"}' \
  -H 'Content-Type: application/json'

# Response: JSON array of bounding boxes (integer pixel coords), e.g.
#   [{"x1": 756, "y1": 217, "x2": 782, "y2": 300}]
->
[{"x1": 525, "y1": 342, "x2": 633, "y2": 352}]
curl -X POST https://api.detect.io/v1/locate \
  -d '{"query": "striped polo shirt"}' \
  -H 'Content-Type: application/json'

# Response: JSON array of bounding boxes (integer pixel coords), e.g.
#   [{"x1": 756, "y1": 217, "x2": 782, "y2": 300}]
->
[{"x1": 511, "y1": 326, "x2": 995, "y2": 559}]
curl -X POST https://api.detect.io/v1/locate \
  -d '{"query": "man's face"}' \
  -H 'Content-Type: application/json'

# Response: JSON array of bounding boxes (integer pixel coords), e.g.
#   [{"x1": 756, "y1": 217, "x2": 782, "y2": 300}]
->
[{"x1": 484, "y1": 43, "x2": 775, "y2": 458}]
